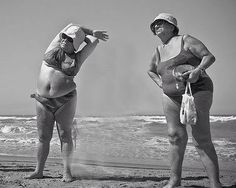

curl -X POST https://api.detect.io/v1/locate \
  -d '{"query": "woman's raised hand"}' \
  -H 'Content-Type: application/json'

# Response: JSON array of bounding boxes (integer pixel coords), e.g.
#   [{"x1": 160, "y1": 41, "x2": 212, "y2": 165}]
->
[{"x1": 93, "y1": 30, "x2": 109, "y2": 41}]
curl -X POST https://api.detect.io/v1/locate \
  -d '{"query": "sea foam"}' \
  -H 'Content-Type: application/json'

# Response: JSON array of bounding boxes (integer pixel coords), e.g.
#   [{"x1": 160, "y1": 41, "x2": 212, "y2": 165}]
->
[{"x1": 0, "y1": 126, "x2": 25, "y2": 134}]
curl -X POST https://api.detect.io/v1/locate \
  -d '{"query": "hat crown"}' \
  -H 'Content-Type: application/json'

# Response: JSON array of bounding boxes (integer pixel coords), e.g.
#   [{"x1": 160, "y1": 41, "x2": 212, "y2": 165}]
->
[
  {"x1": 154, "y1": 13, "x2": 177, "y2": 27},
  {"x1": 62, "y1": 26, "x2": 85, "y2": 51}
]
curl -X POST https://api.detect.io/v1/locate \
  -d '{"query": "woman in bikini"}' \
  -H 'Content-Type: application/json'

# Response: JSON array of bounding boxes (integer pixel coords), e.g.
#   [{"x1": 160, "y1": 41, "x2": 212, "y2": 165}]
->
[
  {"x1": 148, "y1": 13, "x2": 221, "y2": 188},
  {"x1": 28, "y1": 23, "x2": 108, "y2": 182}
]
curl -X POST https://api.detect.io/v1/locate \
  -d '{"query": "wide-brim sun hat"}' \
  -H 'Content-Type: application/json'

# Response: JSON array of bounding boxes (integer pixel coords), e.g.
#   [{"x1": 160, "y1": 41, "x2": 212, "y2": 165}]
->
[
  {"x1": 61, "y1": 25, "x2": 85, "y2": 51},
  {"x1": 150, "y1": 13, "x2": 179, "y2": 35}
]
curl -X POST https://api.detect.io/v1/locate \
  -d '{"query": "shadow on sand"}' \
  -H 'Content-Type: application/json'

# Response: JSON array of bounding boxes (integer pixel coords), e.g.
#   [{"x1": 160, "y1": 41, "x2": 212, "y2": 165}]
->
[
  {"x1": 184, "y1": 186, "x2": 236, "y2": 188},
  {"x1": 74, "y1": 174, "x2": 209, "y2": 183},
  {"x1": 73, "y1": 174, "x2": 236, "y2": 188},
  {"x1": 0, "y1": 164, "x2": 35, "y2": 172},
  {"x1": 74, "y1": 175, "x2": 169, "y2": 182}
]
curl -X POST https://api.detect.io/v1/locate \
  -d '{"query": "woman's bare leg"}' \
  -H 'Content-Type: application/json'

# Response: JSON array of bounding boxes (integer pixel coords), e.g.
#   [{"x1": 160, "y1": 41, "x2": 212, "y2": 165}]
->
[
  {"x1": 27, "y1": 102, "x2": 55, "y2": 179},
  {"x1": 192, "y1": 91, "x2": 222, "y2": 188},
  {"x1": 162, "y1": 94, "x2": 188, "y2": 188},
  {"x1": 55, "y1": 92, "x2": 77, "y2": 182}
]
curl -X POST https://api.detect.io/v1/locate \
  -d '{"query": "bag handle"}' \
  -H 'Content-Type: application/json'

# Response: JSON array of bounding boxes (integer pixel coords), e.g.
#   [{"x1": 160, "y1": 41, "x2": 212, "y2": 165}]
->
[{"x1": 184, "y1": 82, "x2": 193, "y2": 96}]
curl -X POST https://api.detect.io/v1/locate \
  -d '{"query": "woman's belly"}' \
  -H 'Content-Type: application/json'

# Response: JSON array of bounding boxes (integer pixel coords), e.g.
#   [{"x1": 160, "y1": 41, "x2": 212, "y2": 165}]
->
[{"x1": 37, "y1": 62, "x2": 76, "y2": 98}]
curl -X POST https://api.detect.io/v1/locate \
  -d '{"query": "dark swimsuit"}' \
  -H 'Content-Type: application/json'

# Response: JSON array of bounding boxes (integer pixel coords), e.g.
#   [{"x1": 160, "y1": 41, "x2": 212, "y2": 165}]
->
[
  {"x1": 156, "y1": 37, "x2": 213, "y2": 104},
  {"x1": 31, "y1": 90, "x2": 76, "y2": 113},
  {"x1": 31, "y1": 48, "x2": 78, "y2": 113}
]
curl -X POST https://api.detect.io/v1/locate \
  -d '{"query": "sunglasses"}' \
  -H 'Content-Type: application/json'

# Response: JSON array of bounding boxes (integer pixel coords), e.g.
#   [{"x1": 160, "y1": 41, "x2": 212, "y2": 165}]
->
[
  {"x1": 61, "y1": 33, "x2": 73, "y2": 43},
  {"x1": 153, "y1": 20, "x2": 166, "y2": 28}
]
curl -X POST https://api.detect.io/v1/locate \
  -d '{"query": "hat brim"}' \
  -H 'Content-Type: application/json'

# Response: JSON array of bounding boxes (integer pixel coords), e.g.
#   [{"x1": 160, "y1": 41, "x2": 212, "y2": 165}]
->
[
  {"x1": 61, "y1": 32, "x2": 76, "y2": 40},
  {"x1": 150, "y1": 19, "x2": 179, "y2": 35}
]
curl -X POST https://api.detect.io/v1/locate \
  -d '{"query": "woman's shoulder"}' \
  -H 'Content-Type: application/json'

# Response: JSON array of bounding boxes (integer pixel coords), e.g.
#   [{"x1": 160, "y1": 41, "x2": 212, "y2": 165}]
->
[
  {"x1": 182, "y1": 34, "x2": 199, "y2": 42},
  {"x1": 182, "y1": 34, "x2": 204, "y2": 49}
]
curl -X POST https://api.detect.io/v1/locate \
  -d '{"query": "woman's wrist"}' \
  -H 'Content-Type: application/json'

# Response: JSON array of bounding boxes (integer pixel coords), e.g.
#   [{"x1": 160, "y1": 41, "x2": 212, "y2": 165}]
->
[
  {"x1": 81, "y1": 27, "x2": 94, "y2": 36},
  {"x1": 195, "y1": 66, "x2": 205, "y2": 74}
]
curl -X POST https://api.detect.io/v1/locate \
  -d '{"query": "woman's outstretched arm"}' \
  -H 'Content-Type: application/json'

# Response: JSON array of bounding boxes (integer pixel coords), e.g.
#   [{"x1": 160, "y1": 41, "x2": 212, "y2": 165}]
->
[
  {"x1": 73, "y1": 30, "x2": 109, "y2": 73},
  {"x1": 72, "y1": 36, "x2": 99, "y2": 74},
  {"x1": 45, "y1": 23, "x2": 108, "y2": 53},
  {"x1": 76, "y1": 25, "x2": 109, "y2": 41}
]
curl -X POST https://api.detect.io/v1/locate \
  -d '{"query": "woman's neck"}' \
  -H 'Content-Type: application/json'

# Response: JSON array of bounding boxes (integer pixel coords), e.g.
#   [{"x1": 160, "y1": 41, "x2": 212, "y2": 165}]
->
[
  {"x1": 60, "y1": 47, "x2": 75, "y2": 56},
  {"x1": 160, "y1": 33, "x2": 175, "y2": 45}
]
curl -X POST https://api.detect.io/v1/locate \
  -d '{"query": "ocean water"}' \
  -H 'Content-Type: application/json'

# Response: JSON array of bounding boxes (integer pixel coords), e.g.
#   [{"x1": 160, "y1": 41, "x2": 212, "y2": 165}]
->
[{"x1": 0, "y1": 115, "x2": 236, "y2": 163}]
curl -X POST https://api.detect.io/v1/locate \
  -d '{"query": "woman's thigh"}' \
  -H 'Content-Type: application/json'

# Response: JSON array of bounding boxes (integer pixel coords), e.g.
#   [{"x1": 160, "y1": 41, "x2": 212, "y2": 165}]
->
[
  {"x1": 55, "y1": 92, "x2": 77, "y2": 136},
  {"x1": 36, "y1": 101, "x2": 55, "y2": 141},
  {"x1": 191, "y1": 91, "x2": 213, "y2": 145},
  {"x1": 162, "y1": 94, "x2": 186, "y2": 134}
]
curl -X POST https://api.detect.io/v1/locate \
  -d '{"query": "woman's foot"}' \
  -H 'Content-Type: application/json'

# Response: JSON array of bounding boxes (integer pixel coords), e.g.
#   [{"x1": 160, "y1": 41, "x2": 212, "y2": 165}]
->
[
  {"x1": 25, "y1": 171, "x2": 43, "y2": 179},
  {"x1": 210, "y1": 181, "x2": 222, "y2": 188},
  {"x1": 62, "y1": 171, "x2": 73, "y2": 182},
  {"x1": 163, "y1": 179, "x2": 181, "y2": 188}
]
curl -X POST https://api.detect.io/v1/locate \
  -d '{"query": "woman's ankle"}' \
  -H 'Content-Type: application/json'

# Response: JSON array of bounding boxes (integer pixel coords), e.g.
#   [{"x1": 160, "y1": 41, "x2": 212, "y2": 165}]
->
[
  {"x1": 210, "y1": 181, "x2": 222, "y2": 188},
  {"x1": 163, "y1": 176, "x2": 181, "y2": 188}
]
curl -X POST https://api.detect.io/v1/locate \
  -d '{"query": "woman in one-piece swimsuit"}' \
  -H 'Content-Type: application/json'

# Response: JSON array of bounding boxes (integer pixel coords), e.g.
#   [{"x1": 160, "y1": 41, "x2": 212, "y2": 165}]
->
[{"x1": 148, "y1": 13, "x2": 222, "y2": 188}]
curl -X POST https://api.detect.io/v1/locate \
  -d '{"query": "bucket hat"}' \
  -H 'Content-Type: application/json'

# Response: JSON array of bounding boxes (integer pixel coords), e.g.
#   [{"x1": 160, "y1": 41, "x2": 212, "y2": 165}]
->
[
  {"x1": 150, "y1": 13, "x2": 179, "y2": 35},
  {"x1": 61, "y1": 26, "x2": 85, "y2": 51}
]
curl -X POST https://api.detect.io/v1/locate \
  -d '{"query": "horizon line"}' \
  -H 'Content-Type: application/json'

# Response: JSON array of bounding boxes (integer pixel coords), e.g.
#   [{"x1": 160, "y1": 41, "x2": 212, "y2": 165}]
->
[{"x1": 0, "y1": 114, "x2": 235, "y2": 117}]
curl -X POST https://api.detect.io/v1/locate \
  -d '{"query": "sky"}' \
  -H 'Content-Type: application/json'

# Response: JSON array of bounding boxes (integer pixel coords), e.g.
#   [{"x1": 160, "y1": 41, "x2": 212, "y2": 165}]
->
[{"x1": 0, "y1": 0, "x2": 236, "y2": 116}]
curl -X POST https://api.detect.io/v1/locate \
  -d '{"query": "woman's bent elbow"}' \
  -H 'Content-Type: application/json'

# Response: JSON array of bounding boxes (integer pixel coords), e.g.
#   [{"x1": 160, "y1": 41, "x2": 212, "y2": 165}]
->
[
  {"x1": 147, "y1": 70, "x2": 156, "y2": 77},
  {"x1": 210, "y1": 54, "x2": 216, "y2": 63}
]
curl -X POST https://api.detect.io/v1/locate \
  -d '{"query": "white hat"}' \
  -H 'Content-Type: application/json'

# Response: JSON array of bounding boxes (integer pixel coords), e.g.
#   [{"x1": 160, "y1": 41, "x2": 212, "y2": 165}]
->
[{"x1": 61, "y1": 26, "x2": 85, "y2": 51}]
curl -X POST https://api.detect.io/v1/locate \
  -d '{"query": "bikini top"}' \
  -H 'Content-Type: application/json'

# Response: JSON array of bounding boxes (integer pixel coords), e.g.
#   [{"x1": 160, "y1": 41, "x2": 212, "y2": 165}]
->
[{"x1": 43, "y1": 47, "x2": 78, "y2": 76}]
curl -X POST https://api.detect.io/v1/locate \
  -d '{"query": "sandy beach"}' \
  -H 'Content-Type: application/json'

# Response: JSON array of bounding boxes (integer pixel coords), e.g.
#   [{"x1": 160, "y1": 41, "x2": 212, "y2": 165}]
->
[
  {"x1": 1, "y1": 115, "x2": 236, "y2": 187},
  {"x1": 0, "y1": 155, "x2": 235, "y2": 188}
]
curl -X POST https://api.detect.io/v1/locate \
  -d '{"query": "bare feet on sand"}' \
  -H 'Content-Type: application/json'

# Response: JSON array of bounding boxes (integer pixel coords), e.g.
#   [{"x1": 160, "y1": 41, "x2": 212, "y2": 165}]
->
[
  {"x1": 163, "y1": 180, "x2": 181, "y2": 188},
  {"x1": 62, "y1": 171, "x2": 74, "y2": 182},
  {"x1": 25, "y1": 171, "x2": 43, "y2": 179},
  {"x1": 210, "y1": 182, "x2": 222, "y2": 188}
]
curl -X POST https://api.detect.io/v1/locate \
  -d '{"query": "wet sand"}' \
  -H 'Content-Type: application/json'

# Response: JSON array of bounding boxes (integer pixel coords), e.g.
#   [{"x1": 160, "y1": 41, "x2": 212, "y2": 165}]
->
[{"x1": 0, "y1": 155, "x2": 235, "y2": 188}]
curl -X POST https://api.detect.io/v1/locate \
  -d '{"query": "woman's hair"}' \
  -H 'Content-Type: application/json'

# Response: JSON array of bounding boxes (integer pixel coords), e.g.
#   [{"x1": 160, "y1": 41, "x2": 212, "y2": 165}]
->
[{"x1": 44, "y1": 47, "x2": 66, "y2": 67}]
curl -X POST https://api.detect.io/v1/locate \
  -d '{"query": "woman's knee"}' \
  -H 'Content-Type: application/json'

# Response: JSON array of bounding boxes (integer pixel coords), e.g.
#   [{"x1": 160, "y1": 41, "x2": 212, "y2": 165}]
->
[
  {"x1": 58, "y1": 128, "x2": 72, "y2": 143},
  {"x1": 38, "y1": 131, "x2": 53, "y2": 143},
  {"x1": 36, "y1": 112, "x2": 54, "y2": 144},
  {"x1": 168, "y1": 127, "x2": 188, "y2": 145}
]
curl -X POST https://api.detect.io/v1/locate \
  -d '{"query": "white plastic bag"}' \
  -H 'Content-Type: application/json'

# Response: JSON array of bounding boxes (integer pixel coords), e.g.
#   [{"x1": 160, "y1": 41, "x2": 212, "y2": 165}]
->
[{"x1": 180, "y1": 82, "x2": 197, "y2": 125}]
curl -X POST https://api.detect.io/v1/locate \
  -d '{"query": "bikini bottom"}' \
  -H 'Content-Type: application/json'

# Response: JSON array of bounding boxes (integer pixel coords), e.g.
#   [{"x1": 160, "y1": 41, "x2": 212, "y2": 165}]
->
[{"x1": 31, "y1": 90, "x2": 76, "y2": 113}]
